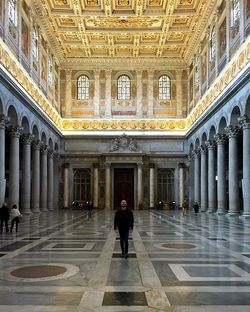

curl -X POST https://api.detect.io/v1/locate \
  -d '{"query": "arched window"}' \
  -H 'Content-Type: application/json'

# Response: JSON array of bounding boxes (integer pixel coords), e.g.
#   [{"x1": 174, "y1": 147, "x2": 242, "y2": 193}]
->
[
  {"x1": 195, "y1": 56, "x2": 200, "y2": 85},
  {"x1": 209, "y1": 26, "x2": 216, "y2": 61},
  {"x1": 231, "y1": 0, "x2": 240, "y2": 27},
  {"x1": 158, "y1": 75, "x2": 171, "y2": 100},
  {"x1": 77, "y1": 75, "x2": 89, "y2": 100},
  {"x1": 32, "y1": 26, "x2": 39, "y2": 61},
  {"x1": 48, "y1": 56, "x2": 53, "y2": 85},
  {"x1": 8, "y1": 0, "x2": 17, "y2": 26},
  {"x1": 117, "y1": 75, "x2": 131, "y2": 100}
]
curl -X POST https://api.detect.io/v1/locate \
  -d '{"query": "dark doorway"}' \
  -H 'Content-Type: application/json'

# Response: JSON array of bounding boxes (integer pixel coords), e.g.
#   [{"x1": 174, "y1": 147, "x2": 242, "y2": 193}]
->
[{"x1": 114, "y1": 168, "x2": 134, "y2": 210}]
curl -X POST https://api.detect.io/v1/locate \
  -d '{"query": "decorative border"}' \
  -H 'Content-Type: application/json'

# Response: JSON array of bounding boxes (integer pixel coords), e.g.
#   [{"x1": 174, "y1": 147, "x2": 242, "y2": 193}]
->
[{"x1": 0, "y1": 37, "x2": 249, "y2": 133}]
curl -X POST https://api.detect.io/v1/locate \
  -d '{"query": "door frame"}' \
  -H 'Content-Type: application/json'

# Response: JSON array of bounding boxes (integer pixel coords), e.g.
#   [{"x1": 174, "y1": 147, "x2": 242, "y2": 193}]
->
[{"x1": 111, "y1": 163, "x2": 137, "y2": 209}]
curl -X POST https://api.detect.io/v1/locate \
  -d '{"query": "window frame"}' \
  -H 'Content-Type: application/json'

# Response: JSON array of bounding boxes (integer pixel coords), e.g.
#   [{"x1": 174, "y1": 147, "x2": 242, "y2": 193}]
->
[
  {"x1": 158, "y1": 75, "x2": 171, "y2": 101},
  {"x1": 117, "y1": 75, "x2": 131, "y2": 101},
  {"x1": 77, "y1": 75, "x2": 90, "y2": 100}
]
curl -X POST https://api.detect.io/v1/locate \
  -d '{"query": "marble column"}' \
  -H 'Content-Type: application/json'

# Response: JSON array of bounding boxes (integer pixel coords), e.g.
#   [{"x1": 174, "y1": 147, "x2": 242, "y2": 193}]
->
[
  {"x1": 188, "y1": 153, "x2": 194, "y2": 208},
  {"x1": 200, "y1": 146, "x2": 208, "y2": 212},
  {"x1": 53, "y1": 152, "x2": 60, "y2": 209},
  {"x1": 105, "y1": 163, "x2": 111, "y2": 209},
  {"x1": 137, "y1": 163, "x2": 143, "y2": 209},
  {"x1": 179, "y1": 164, "x2": 185, "y2": 208},
  {"x1": 215, "y1": 133, "x2": 227, "y2": 214},
  {"x1": 225, "y1": 125, "x2": 240, "y2": 215},
  {"x1": 47, "y1": 150, "x2": 54, "y2": 211},
  {"x1": 147, "y1": 70, "x2": 154, "y2": 117},
  {"x1": 31, "y1": 140, "x2": 41, "y2": 212},
  {"x1": 63, "y1": 164, "x2": 70, "y2": 209},
  {"x1": 40, "y1": 145, "x2": 48, "y2": 211},
  {"x1": 194, "y1": 149, "x2": 200, "y2": 204},
  {"x1": 21, "y1": 134, "x2": 33, "y2": 214},
  {"x1": 206, "y1": 140, "x2": 216, "y2": 212},
  {"x1": 93, "y1": 165, "x2": 99, "y2": 209},
  {"x1": 149, "y1": 164, "x2": 155, "y2": 209},
  {"x1": 239, "y1": 115, "x2": 250, "y2": 217},
  {"x1": 94, "y1": 69, "x2": 100, "y2": 116},
  {"x1": 0, "y1": 115, "x2": 8, "y2": 206},
  {"x1": 136, "y1": 70, "x2": 143, "y2": 117},
  {"x1": 65, "y1": 70, "x2": 72, "y2": 117},
  {"x1": 105, "y1": 69, "x2": 112, "y2": 117},
  {"x1": 8, "y1": 126, "x2": 22, "y2": 208}
]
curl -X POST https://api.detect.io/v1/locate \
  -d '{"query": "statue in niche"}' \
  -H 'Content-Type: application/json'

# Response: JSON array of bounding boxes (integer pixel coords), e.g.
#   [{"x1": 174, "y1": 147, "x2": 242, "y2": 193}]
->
[{"x1": 110, "y1": 133, "x2": 137, "y2": 152}]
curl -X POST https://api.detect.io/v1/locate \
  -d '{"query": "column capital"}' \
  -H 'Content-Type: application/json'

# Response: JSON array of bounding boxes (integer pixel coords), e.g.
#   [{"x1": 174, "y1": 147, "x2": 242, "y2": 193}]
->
[
  {"x1": 0, "y1": 115, "x2": 9, "y2": 129},
  {"x1": 105, "y1": 69, "x2": 112, "y2": 77},
  {"x1": 105, "y1": 162, "x2": 111, "y2": 168},
  {"x1": 93, "y1": 163, "x2": 99, "y2": 169},
  {"x1": 136, "y1": 70, "x2": 143, "y2": 77},
  {"x1": 137, "y1": 162, "x2": 143, "y2": 167},
  {"x1": 22, "y1": 133, "x2": 34, "y2": 145},
  {"x1": 149, "y1": 163, "x2": 155, "y2": 169},
  {"x1": 188, "y1": 152, "x2": 194, "y2": 161},
  {"x1": 205, "y1": 140, "x2": 216, "y2": 149},
  {"x1": 41, "y1": 144, "x2": 48, "y2": 155},
  {"x1": 199, "y1": 145, "x2": 207, "y2": 155},
  {"x1": 238, "y1": 114, "x2": 250, "y2": 129},
  {"x1": 8, "y1": 126, "x2": 23, "y2": 138},
  {"x1": 53, "y1": 151, "x2": 60, "y2": 161},
  {"x1": 48, "y1": 149, "x2": 54, "y2": 159},
  {"x1": 193, "y1": 148, "x2": 200, "y2": 158},
  {"x1": 225, "y1": 125, "x2": 240, "y2": 138},
  {"x1": 32, "y1": 140, "x2": 42, "y2": 150},
  {"x1": 147, "y1": 69, "x2": 154, "y2": 77},
  {"x1": 65, "y1": 69, "x2": 72, "y2": 76},
  {"x1": 214, "y1": 133, "x2": 227, "y2": 144},
  {"x1": 94, "y1": 69, "x2": 101, "y2": 76}
]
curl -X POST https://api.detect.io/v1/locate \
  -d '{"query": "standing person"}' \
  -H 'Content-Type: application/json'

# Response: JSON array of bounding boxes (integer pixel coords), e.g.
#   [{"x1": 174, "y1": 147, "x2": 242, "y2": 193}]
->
[
  {"x1": 0, "y1": 202, "x2": 10, "y2": 234},
  {"x1": 10, "y1": 204, "x2": 22, "y2": 233},
  {"x1": 85, "y1": 201, "x2": 92, "y2": 219},
  {"x1": 114, "y1": 199, "x2": 134, "y2": 259},
  {"x1": 182, "y1": 199, "x2": 188, "y2": 216},
  {"x1": 193, "y1": 201, "x2": 199, "y2": 214}
]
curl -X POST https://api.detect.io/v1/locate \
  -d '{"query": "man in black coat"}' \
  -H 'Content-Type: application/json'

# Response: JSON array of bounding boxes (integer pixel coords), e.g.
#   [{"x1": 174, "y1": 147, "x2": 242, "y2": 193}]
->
[
  {"x1": 0, "y1": 202, "x2": 10, "y2": 233},
  {"x1": 114, "y1": 199, "x2": 134, "y2": 258}
]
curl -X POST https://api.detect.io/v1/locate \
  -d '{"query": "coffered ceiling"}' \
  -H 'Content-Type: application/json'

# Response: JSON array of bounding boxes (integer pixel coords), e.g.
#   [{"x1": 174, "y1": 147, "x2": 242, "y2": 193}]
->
[{"x1": 32, "y1": 0, "x2": 216, "y2": 66}]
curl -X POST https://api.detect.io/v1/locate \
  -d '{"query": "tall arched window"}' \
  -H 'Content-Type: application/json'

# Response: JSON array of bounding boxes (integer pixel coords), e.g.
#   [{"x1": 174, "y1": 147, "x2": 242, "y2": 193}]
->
[
  {"x1": 8, "y1": 0, "x2": 17, "y2": 26},
  {"x1": 32, "y1": 26, "x2": 39, "y2": 61},
  {"x1": 48, "y1": 56, "x2": 53, "y2": 85},
  {"x1": 158, "y1": 75, "x2": 171, "y2": 100},
  {"x1": 77, "y1": 75, "x2": 89, "y2": 100},
  {"x1": 231, "y1": 0, "x2": 240, "y2": 27},
  {"x1": 195, "y1": 55, "x2": 200, "y2": 85},
  {"x1": 209, "y1": 26, "x2": 216, "y2": 61},
  {"x1": 117, "y1": 75, "x2": 131, "y2": 100}
]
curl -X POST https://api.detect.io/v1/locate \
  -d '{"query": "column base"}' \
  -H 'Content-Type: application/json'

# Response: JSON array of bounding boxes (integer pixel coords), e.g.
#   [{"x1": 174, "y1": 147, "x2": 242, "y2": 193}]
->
[
  {"x1": 240, "y1": 213, "x2": 250, "y2": 219},
  {"x1": 40, "y1": 208, "x2": 48, "y2": 212},
  {"x1": 217, "y1": 210, "x2": 227, "y2": 215},
  {"x1": 22, "y1": 210, "x2": 32, "y2": 214},
  {"x1": 31, "y1": 208, "x2": 41, "y2": 213},
  {"x1": 227, "y1": 212, "x2": 240, "y2": 217},
  {"x1": 208, "y1": 208, "x2": 216, "y2": 213}
]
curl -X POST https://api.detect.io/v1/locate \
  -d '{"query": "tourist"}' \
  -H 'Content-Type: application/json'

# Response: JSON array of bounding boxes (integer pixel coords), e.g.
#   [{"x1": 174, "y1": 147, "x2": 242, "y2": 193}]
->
[
  {"x1": 0, "y1": 202, "x2": 10, "y2": 233},
  {"x1": 114, "y1": 199, "x2": 134, "y2": 258},
  {"x1": 10, "y1": 204, "x2": 22, "y2": 233}
]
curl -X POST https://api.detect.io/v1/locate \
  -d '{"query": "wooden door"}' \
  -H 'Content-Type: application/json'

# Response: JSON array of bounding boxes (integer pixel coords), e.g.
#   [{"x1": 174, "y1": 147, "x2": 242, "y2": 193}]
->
[{"x1": 114, "y1": 168, "x2": 134, "y2": 210}]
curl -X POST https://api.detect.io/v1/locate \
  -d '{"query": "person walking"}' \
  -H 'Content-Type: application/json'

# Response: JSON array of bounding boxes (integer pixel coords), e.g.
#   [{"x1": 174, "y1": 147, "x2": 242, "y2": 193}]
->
[
  {"x1": 114, "y1": 199, "x2": 134, "y2": 259},
  {"x1": 10, "y1": 204, "x2": 22, "y2": 233},
  {"x1": 0, "y1": 202, "x2": 10, "y2": 234},
  {"x1": 193, "y1": 201, "x2": 199, "y2": 214},
  {"x1": 182, "y1": 199, "x2": 188, "y2": 216}
]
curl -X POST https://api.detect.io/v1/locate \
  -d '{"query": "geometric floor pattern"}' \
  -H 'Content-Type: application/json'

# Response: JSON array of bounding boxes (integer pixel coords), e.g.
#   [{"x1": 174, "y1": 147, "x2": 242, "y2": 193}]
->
[{"x1": 1, "y1": 209, "x2": 250, "y2": 311}]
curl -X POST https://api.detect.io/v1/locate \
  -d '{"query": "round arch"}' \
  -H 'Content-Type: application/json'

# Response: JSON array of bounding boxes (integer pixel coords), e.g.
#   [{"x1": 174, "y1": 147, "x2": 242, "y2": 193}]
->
[{"x1": 7, "y1": 105, "x2": 18, "y2": 126}]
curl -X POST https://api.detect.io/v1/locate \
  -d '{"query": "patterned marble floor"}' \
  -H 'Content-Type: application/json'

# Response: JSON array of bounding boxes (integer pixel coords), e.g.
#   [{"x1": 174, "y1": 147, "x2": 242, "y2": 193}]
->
[{"x1": 1, "y1": 209, "x2": 250, "y2": 311}]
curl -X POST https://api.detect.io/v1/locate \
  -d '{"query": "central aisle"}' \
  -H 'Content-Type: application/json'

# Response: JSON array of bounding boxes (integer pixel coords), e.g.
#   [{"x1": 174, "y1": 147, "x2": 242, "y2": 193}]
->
[{"x1": 0, "y1": 209, "x2": 250, "y2": 311}]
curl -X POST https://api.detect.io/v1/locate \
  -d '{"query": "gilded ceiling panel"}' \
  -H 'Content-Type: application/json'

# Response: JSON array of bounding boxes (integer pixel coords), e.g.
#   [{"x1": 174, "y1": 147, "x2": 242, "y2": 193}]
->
[{"x1": 33, "y1": 0, "x2": 216, "y2": 63}]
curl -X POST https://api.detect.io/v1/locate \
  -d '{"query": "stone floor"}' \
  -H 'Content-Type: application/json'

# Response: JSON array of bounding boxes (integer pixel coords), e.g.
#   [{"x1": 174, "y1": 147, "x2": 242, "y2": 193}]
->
[{"x1": 1, "y1": 209, "x2": 250, "y2": 311}]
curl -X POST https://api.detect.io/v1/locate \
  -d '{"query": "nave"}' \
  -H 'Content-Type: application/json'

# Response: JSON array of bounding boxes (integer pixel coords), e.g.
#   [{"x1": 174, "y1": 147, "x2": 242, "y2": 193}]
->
[{"x1": 0, "y1": 210, "x2": 250, "y2": 311}]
